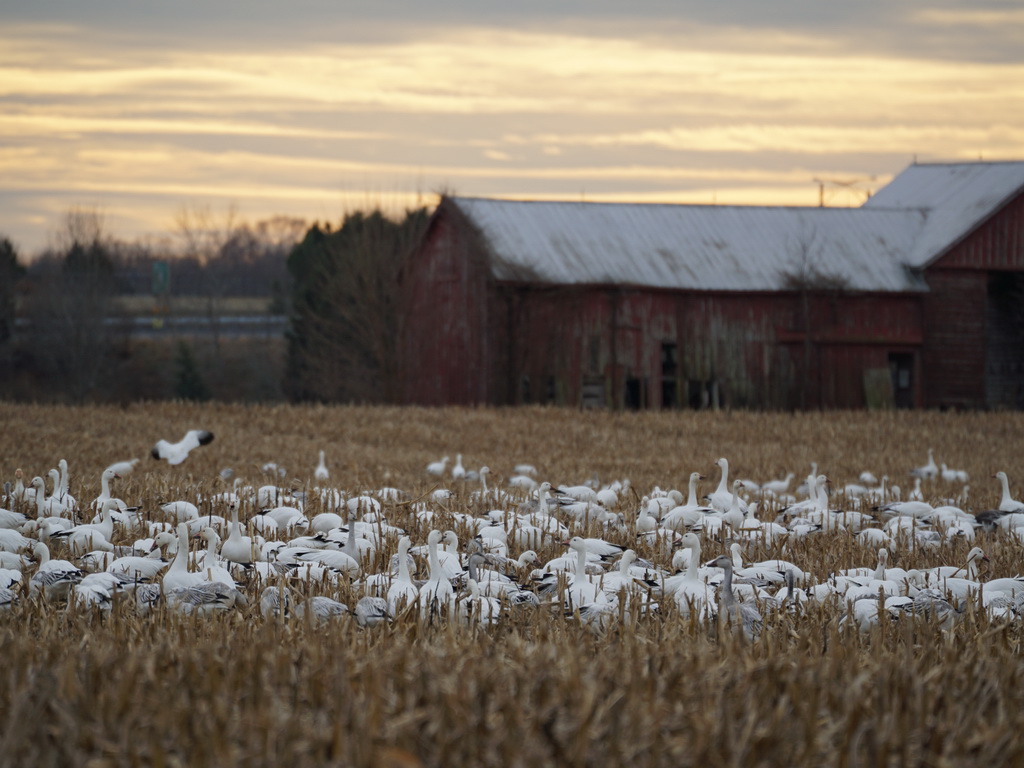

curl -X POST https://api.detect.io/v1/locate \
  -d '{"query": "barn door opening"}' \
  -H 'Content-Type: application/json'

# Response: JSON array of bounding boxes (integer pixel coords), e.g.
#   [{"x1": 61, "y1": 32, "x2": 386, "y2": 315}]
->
[
  {"x1": 888, "y1": 353, "x2": 915, "y2": 409},
  {"x1": 986, "y1": 272, "x2": 1024, "y2": 409},
  {"x1": 661, "y1": 342, "x2": 678, "y2": 409}
]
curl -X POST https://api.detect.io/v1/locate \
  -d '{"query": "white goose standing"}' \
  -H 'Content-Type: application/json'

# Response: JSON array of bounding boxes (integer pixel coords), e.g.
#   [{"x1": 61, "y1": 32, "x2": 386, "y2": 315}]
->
[
  {"x1": 418, "y1": 530, "x2": 455, "y2": 617},
  {"x1": 994, "y1": 472, "x2": 1024, "y2": 513}
]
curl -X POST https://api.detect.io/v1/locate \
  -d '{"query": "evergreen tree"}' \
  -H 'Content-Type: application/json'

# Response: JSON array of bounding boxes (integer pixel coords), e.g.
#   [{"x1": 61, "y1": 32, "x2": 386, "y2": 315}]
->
[{"x1": 0, "y1": 237, "x2": 25, "y2": 346}]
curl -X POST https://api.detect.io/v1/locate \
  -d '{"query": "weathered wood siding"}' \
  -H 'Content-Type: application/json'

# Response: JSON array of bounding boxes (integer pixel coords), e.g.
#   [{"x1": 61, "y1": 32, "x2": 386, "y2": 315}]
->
[
  {"x1": 922, "y1": 190, "x2": 1024, "y2": 408},
  {"x1": 493, "y1": 286, "x2": 924, "y2": 410},
  {"x1": 401, "y1": 204, "x2": 493, "y2": 405}
]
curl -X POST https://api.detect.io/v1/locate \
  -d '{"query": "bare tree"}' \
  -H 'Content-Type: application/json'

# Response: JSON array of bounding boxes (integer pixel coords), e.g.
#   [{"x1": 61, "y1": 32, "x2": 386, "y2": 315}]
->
[
  {"x1": 175, "y1": 203, "x2": 242, "y2": 358},
  {"x1": 287, "y1": 208, "x2": 429, "y2": 403}
]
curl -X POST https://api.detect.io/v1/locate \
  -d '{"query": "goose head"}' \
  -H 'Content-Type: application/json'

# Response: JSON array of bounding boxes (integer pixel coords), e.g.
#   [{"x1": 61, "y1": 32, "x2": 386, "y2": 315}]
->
[
  {"x1": 707, "y1": 555, "x2": 733, "y2": 571},
  {"x1": 680, "y1": 532, "x2": 701, "y2": 551},
  {"x1": 966, "y1": 547, "x2": 988, "y2": 564}
]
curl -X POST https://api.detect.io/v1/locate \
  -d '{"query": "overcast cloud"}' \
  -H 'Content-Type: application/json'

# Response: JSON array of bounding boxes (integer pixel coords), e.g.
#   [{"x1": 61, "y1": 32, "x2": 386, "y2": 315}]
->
[{"x1": 1, "y1": 0, "x2": 1022, "y2": 252}]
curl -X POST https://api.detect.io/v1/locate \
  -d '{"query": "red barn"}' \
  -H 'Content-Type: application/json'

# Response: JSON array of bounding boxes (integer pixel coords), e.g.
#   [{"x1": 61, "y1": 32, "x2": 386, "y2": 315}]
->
[{"x1": 401, "y1": 161, "x2": 1024, "y2": 410}]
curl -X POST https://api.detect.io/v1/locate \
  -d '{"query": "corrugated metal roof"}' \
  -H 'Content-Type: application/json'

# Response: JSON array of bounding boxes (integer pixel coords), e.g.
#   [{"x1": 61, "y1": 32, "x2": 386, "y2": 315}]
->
[
  {"x1": 864, "y1": 161, "x2": 1024, "y2": 268},
  {"x1": 450, "y1": 198, "x2": 928, "y2": 293}
]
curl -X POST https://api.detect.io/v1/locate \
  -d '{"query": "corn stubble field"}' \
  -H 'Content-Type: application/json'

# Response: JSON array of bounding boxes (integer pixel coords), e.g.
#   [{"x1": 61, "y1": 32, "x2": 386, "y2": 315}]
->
[{"x1": 3, "y1": 402, "x2": 1024, "y2": 768}]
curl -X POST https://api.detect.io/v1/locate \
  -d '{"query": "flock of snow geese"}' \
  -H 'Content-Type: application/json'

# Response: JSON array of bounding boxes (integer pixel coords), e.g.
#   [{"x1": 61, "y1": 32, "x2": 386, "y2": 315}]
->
[{"x1": 2, "y1": 432, "x2": 1024, "y2": 638}]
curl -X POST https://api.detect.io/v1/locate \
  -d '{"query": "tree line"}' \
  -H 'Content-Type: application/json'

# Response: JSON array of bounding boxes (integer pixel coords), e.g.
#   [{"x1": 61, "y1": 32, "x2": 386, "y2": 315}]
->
[{"x1": 0, "y1": 204, "x2": 432, "y2": 404}]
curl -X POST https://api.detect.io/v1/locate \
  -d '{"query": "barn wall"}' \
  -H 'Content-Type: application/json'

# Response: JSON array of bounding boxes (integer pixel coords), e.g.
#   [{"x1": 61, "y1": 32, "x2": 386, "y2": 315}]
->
[
  {"x1": 497, "y1": 286, "x2": 924, "y2": 410},
  {"x1": 922, "y1": 190, "x2": 1024, "y2": 408},
  {"x1": 400, "y1": 205, "x2": 492, "y2": 405}
]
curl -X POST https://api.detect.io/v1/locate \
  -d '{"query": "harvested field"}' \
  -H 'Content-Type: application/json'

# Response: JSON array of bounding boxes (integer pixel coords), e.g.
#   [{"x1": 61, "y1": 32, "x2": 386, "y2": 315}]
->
[{"x1": 2, "y1": 402, "x2": 1024, "y2": 768}]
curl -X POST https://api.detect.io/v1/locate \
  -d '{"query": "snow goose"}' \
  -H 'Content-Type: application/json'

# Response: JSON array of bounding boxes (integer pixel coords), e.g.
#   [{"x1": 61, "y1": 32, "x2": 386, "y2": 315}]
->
[
  {"x1": 761, "y1": 473, "x2": 796, "y2": 497},
  {"x1": 162, "y1": 523, "x2": 206, "y2": 593},
  {"x1": 706, "y1": 458, "x2": 737, "y2": 512},
  {"x1": 0, "y1": 506, "x2": 28, "y2": 531},
  {"x1": 29, "y1": 541, "x2": 83, "y2": 601},
  {"x1": 426, "y1": 456, "x2": 450, "y2": 477},
  {"x1": 70, "y1": 572, "x2": 122, "y2": 612},
  {"x1": 151, "y1": 429, "x2": 214, "y2": 465},
  {"x1": 259, "y1": 585, "x2": 292, "y2": 619},
  {"x1": 387, "y1": 536, "x2": 420, "y2": 617},
  {"x1": 49, "y1": 499, "x2": 118, "y2": 556},
  {"x1": 648, "y1": 490, "x2": 684, "y2": 517},
  {"x1": 292, "y1": 593, "x2": 348, "y2": 626},
  {"x1": 196, "y1": 528, "x2": 237, "y2": 587},
  {"x1": 355, "y1": 595, "x2": 390, "y2": 627},
  {"x1": 706, "y1": 556, "x2": 762, "y2": 640},
  {"x1": 993, "y1": 472, "x2": 1024, "y2": 513},
  {"x1": 26, "y1": 476, "x2": 65, "y2": 519},
  {"x1": 563, "y1": 537, "x2": 607, "y2": 611},
  {"x1": 0, "y1": 568, "x2": 21, "y2": 591},
  {"x1": 160, "y1": 500, "x2": 200, "y2": 523},
  {"x1": 941, "y1": 463, "x2": 969, "y2": 483},
  {"x1": 457, "y1": 579, "x2": 502, "y2": 625},
  {"x1": 0, "y1": 551, "x2": 31, "y2": 571},
  {"x1": 888, "y1": 588, "x2": 961, "y2": 629},
  {"x1": 260, "y1": 505, "x2": 307, "y2": 534},
  {"x1": 556, "y1": 483, "x2": 599, "y2": 504},
  {"x1": 876, "y1": 499, "x2": 934, "y2": 521},
  {"x1": 220, "y1": 504, "x2": 255, "y2": 565},
  {"x1": 296, "y1": 596, "x2": 350, "y2": 624},
  {"x1": 663, "y1": 473, "x2": 714, "y2": 532},
  {"x1": 0, "y1": 527, "x2": 33, "y2": 554},
  {"x1": 452, "y1": 454, "x2": 466, "y2": 481},
  {"x1": 910, "y1": 449, "x2": 938, "y2": 480},
  {"x1": 314, "y1": 451, "x2": 329, "y2": 482},
  {"x1": 85, "y1": 467, "x2": 124, "y2": 513},
  {"x1": 55, "y1": 459, "x2": 78, "y2": 511},
  {"x1": 0, "y1": 586, "x2": 17, "y2": 610},
  {"x1": 106, "y1": 549, "x2": 169, "y2": 582},
  {"x1": 922, "y1": 547, "x2": 987, "y2": 582},
  {"x1": 465, "y1": 553, "x2": 538, "y2": 606},
  {"x1": 167, "y1": 581, "x2": 246, "y2": 615},
  {"x1": 418, "y1": 530, "x2": 456, "y2": 618},
  {"x1": 104, "y1": 458, "x2": 140, "y2": 477},
  {"x1": 663, "y1": 533, "x2": 717, "y2": 619},
  {"x1": 597, "y1": 550, "x2": 654, "y2": 606}
]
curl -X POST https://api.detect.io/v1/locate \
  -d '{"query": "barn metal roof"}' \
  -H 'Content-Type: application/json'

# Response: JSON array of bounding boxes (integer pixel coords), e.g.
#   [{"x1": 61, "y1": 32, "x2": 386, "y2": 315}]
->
[
  {"x1": 864, "y1": 161, "x2": 1024, "y2": 268},
  {"x1": 449, "y1": 198, "x2": 929, "y2": 293}
]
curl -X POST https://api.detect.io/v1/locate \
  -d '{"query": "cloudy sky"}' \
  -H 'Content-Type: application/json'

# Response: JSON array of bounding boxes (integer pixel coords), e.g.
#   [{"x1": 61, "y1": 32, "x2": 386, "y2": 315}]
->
[{"x1": 2, "y1": 0, "x2": 1023, "y2": 254}]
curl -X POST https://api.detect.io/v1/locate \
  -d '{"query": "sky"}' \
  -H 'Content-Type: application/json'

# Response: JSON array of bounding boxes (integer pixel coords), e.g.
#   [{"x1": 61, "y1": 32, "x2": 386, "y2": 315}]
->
[{"x1": 2, "y1": 0, "x2": 1023, "y2": 255}]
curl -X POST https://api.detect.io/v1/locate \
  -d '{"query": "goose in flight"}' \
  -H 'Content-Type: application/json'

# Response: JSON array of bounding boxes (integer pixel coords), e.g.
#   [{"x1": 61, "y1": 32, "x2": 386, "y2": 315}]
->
[{"x1": 152, "y1": 430, "x2": 214, "y2": 465}]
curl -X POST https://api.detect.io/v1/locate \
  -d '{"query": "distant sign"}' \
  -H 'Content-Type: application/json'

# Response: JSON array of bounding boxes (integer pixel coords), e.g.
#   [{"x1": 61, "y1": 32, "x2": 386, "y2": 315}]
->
[{"x1": 152, "y1": 261, "x2": 170, "y2": 295}]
